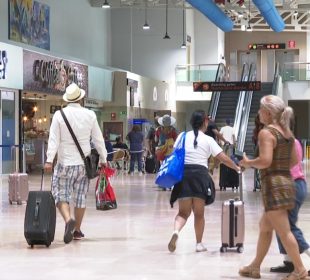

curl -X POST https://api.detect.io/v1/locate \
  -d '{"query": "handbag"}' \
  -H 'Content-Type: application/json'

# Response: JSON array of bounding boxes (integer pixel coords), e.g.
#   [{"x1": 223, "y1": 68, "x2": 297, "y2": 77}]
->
[
  {"x1": 95, "y1": 167, "x2": 117, "y2": 211},
  {"x1": 60, "y1": 109, "x2": 99, "y2": 179},
  {"x1": 155, "y1": 132, "x2": 186, "y2": 188}
]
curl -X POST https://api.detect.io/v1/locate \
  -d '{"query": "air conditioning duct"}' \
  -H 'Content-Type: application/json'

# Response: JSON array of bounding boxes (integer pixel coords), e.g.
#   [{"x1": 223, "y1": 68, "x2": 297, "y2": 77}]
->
[
  {"x1": 252, "y1": 0, "x2": 285, "y2": 32},
  {"x1": 186, "y1": 0, "x2": 233, "y2": 32}
]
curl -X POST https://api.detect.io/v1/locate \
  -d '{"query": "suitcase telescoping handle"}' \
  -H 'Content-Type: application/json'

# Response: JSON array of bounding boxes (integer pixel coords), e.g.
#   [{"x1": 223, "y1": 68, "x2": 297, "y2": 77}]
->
[
  {"x1": 41, "y1": 168, "x2": 44, "y2": 191},
  {"x1": 238, "y1": 170, "x2": 243, "y2": 202},
  {"x1": 9, "y1": 144, "x2": 23, "y2": 173},
  {"x1": 233, "y1": 149, "x2": 244, "y2": 202}
]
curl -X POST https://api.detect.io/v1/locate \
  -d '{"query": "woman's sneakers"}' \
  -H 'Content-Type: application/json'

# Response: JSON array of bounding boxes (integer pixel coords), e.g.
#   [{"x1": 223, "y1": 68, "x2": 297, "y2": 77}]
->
[
  {"x1": 196, "y1": 243, "x2": 207, "y2": 252},
  {"x1": 168, "y1": 232, "x2": 178, "y2": 252},
  {"x1": 73, "y1": 230, "x2": 85, "y2": 240}
]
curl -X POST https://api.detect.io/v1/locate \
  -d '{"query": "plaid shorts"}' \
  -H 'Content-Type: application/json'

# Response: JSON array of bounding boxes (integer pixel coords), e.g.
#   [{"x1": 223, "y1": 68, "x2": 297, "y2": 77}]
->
[{"x1": 51, "y1": 163, "x2": 90, "y2": 208}]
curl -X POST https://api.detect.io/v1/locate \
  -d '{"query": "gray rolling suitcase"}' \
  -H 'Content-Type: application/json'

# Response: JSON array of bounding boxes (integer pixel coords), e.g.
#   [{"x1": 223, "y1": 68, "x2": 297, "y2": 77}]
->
[
  {"x1": 220, "y1": 171, "x2": 245, "y2": 253},
  {"x1": 8, "y1": 146, "x2": 29, "y2": 205}
]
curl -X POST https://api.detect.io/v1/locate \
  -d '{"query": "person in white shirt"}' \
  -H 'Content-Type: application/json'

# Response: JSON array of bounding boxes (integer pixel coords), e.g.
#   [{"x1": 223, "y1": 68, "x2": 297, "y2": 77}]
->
[
  {"x1": 220, "y1": 118, "x2": 235, "y2": 146},
  {"x1": 168, "y1": 110, "x2": 240, "y2": 253},
  {"x1": 44, "y1": 83, "x2": 107, "y2": 244},
  {"x1": 220, "y1": 119, "x2": 235, "y2": 156}
]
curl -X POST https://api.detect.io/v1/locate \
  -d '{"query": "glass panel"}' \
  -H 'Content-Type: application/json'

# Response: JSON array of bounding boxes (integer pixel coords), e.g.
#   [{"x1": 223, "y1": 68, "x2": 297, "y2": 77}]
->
[
  {"x1": 1, "y1": 91, "x2": 16, "y2": 174},
  {"x1": 282, "y1": 62, "x2": 310, "y2": 81},
  {"x1": 175, "y1": 64, "x2": 219, "y2": 82}
]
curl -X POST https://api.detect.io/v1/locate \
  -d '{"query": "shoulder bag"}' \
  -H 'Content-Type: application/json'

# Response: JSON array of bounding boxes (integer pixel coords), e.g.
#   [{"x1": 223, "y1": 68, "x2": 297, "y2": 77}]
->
[
  {"x1": 60, "y1": 109, "x2": 99, "y2": 179},
  {"x1": 155, "y1": 132, "x2": 186, "y2": 188}
]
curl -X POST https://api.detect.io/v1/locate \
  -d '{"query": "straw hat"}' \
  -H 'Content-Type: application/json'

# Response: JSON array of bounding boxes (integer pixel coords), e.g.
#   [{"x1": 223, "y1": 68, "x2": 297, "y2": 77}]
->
[
  {"x1": 63, "y1": 83, "x2": 86, "y2": 102},
  {"x1": 158, "y1": 114, "x2": 176, "y2": 127}
]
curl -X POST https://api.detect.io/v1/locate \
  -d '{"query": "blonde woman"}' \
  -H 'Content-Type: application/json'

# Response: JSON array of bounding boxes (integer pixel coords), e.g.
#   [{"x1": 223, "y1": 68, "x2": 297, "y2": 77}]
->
[{"x1": 239, "y1": 95, "x2": 308, "y2": 280}]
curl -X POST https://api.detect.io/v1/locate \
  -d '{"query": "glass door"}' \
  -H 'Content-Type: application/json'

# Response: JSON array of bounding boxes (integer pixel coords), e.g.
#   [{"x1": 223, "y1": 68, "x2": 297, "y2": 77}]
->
[
  {"x1": 0, "y1": 90, "x2": 18, "y2": 174},
  {"x1": 238, "y1": 51, "x2": 260, "y2": 81}
]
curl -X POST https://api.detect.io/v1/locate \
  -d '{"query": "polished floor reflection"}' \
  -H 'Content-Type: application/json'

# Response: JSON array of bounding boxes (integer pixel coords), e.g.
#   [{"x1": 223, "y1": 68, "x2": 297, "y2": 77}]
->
[{"x1": 1, "y1": 165, "x2": 310, "y2": 280}]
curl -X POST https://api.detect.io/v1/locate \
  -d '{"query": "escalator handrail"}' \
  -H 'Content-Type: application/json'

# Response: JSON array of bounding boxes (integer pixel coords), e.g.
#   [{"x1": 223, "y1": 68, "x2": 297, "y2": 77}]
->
[
  {"x1": 233, "y1": 63, "x2": 250, "y2": 138},
  {"x1": 208, "y1": 63, "x2": 226, "y2": 119},
  {"x1": 234, "y1": 63, "x2": 256, "y2": 154}
]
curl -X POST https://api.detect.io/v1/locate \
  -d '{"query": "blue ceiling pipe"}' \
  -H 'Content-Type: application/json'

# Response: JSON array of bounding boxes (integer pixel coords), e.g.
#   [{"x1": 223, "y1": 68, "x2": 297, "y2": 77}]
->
[
  {"x1": 186, "y1": 0, "x2": 234, "y2": 32},
  {"x1": 252, "y1": 0, "x2": 285, "y2": 32}
]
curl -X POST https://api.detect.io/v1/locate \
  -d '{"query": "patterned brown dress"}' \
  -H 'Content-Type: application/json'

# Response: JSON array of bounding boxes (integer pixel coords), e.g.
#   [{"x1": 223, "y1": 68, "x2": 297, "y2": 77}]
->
[{"x1": 260, "y1": 127, "x2": 295, "y2": 211}]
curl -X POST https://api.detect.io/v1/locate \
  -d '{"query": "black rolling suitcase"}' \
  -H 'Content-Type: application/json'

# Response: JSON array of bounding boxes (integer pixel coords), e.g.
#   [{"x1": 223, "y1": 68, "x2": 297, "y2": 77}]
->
[
  {"x1": 145, "y1": 155, "x2": 156, "y2": 174},
  {"x1": 219, "y1": 164, "x2": 239, "y2": 191},
  {"x1": 24, "y1": 169, "x2": 56, "y2": 248}
]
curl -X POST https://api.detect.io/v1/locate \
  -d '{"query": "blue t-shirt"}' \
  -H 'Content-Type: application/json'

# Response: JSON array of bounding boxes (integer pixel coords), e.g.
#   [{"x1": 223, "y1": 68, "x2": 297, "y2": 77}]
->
[
  {"x1": 105, "y1": 140, "x2": 113, "y2": 161},
  {"x1": 126, "y1": 131, "x2": 144, "y2": 152}
]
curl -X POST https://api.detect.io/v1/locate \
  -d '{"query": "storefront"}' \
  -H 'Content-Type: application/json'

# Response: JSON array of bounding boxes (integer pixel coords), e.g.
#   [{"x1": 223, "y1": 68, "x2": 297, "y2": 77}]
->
[{"x1": 21, "y1": 50, "x2": 88, "y2": 172}]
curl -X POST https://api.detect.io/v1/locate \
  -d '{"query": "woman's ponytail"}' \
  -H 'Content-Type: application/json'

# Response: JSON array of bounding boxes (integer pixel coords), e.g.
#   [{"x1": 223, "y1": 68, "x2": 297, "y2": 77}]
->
[
  {"x1": 190, "y1": 110, "x2": 206, "y2": 148},
  {"x1": 280, "y1": 106, "x2": 294, "y2": 132}
]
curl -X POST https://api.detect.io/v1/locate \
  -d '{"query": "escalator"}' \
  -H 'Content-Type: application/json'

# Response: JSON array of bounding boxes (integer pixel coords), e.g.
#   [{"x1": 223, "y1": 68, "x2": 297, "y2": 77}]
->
[
  {"x1": 209, "y1": 63, "x2": 250, "y2": 129},
  {"x1": 236, "y1": 63, "x2": 280, "y2": 157},
  {"x1": 243, "y1": 82, "x2": 273, "y2": 156},
  {"x1": 208, "y1": 62, "x2": 279, "y2": 157}
]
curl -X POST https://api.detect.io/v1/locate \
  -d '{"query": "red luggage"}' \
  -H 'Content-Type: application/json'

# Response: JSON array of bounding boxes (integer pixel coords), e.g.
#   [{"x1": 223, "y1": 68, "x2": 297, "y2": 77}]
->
[{"x1": 220, "y1": 171, "x2": 244, "y2": 253}]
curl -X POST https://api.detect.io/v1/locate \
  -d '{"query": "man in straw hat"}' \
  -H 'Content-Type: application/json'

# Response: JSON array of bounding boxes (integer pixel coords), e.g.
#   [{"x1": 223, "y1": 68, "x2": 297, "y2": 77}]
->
[{"x1": 44, "y1": 83, "x2": 107, "y2": 244}]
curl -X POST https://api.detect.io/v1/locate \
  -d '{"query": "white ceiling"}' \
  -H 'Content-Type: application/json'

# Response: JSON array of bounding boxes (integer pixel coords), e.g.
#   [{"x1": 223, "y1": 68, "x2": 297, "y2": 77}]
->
[{"x1": 89, "y1": 0, "x2": 310, "y2": 31}]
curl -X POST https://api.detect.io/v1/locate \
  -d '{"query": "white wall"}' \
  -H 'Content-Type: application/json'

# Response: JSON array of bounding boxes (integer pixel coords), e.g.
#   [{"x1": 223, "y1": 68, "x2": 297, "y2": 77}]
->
[
  {"x1": 186, "y1": 9, "x2": 195, "y2": 65},
  {"x1": 194, "y1": 10, "x2": 223, "y2": 65},
  {"x1": 0, "y1": 0, "x2": 111, "y2": 67},
  {"x1": 283, "y1": 81, "x2": 310, "y2": 100},
  {"x1": 111, "y1": 7, "x2": 187, "y2": 83}
]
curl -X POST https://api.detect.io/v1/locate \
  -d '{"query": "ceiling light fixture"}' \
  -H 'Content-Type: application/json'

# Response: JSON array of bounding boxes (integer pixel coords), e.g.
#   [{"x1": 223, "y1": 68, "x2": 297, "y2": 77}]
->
[
  {"x1": 143, "y1": 0, "x2": 150, "y2": 30},
  {"x1": 293, "y1": 11, "x2": 298, "y2": 16},
  {"x1": 163, "y1": 0, "x2": 170, "y2": 39},
  {"x1": 102, "y1": 0, "x2": 110, "y2": 9},
  {"x1": 181, "y1": 3, "x2": 186, "y2": 49}
]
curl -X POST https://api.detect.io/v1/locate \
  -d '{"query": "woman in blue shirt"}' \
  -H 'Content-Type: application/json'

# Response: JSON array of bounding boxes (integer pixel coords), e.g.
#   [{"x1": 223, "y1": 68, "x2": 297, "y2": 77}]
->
[{"x1": 126, "y1": 125, "x2": 144, "y2": 175}]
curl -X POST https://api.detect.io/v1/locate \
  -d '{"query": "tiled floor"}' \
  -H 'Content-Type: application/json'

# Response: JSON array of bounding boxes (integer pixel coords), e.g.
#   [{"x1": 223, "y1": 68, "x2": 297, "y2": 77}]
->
[{"x1": 1, "y1": 165, "x2": 310, "y2": 280}]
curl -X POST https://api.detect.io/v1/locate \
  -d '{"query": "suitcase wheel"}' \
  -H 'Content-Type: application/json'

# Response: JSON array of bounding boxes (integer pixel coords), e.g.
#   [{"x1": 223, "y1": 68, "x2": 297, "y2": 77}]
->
[
  {"x1": 9, "y1": 200, "x2": 12, "y2": 205},
  {"x1": 30, "y1": 244, "x2": 34, "y2": 249},
  {"x1": 17, "y1": 200, "x2": 22, "y2": 205},
  {"x1": 237, "y1": 246, "x2": 244, "y2": 253},
  {"x1": 220, "y1": 246, "x2": 227, "y2": 253},
  {"x1": 46, "y1": 243, "x2": 51, "y2": 248}
]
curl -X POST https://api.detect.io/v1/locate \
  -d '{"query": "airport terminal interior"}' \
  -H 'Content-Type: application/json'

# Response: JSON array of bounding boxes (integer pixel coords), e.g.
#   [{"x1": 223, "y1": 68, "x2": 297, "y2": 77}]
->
[{"x1": 1, "y1": 0, "x2": 310, "y2": 279}]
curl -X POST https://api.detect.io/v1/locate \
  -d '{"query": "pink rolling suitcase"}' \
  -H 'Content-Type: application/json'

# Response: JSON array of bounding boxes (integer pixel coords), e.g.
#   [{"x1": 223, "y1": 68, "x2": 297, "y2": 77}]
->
[
  {"x1": 220, "y1": 171, "x2": 244, "y2": 253},
  {"x1": 8, "y1": 146, "x2": 29, "y2": 205},
  {"x1": 8, "y1": 173, "x2": 29, "y2": 205}
]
